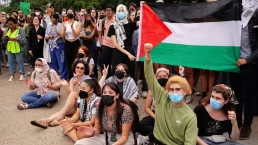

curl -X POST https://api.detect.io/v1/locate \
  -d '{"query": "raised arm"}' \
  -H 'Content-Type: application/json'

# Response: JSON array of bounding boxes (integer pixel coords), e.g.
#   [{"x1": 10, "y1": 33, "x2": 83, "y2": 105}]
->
[{"x1": 144, "y1": 43, "x2": 166, "y2": 104}]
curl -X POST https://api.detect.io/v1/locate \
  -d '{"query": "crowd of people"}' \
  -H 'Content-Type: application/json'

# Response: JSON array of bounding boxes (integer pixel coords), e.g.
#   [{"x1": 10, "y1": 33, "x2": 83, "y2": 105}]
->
[{"x1": 0, "y1": 0, "x2": 258, "y2": 145}]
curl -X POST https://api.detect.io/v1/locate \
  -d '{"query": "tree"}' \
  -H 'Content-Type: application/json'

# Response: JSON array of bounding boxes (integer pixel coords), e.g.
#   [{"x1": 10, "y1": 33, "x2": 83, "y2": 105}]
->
[{"x1": 3, "y1": 0, "x2": 139, "y2": 13}]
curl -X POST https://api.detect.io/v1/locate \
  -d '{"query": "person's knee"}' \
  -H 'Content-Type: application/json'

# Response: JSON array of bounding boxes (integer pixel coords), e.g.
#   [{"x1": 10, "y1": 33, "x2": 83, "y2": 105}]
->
[{"x1": 21, "y1": 93, "x2": 30, "y2": 102}]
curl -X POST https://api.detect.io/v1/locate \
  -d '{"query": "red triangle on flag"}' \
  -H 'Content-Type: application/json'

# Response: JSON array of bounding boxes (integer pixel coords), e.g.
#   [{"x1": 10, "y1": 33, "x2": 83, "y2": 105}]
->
[{"x1": 137, "y1": 4, "x2": 172, "y2": 59}]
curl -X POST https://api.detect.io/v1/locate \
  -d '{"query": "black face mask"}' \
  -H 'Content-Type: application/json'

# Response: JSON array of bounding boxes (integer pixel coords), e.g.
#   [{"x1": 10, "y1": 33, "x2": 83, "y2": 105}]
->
[
  {"x1": 115, "y1": 70, "x2": 125, "y2": 79},
  {"x1": 101, "y1": 95, "x2": 115, "y2": 107},
  {"x1": 99, "y1": 15, "x2": 105, "y2": 19},
  {"x1": 79, "y1": 90, "x2": 88, "y2": 99},
  {"x1": 78, "y1": 53, "x2": 84, "y2": 58},
  {"x1": 67, "y1": 13, "x2": 74, "y2": 19},
  {"x1": 157, "y1": 78, "x2": 168, "y2": 87}
]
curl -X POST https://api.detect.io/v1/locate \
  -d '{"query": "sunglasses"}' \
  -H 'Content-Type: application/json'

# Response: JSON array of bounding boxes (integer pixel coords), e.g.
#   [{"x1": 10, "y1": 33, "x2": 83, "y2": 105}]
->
[
  {"x1": 168, "y1": 88, "x2": 182, "y2": 92},
  {"x1": 76, "y1": 66, "x2": 85, "y2": 70}
]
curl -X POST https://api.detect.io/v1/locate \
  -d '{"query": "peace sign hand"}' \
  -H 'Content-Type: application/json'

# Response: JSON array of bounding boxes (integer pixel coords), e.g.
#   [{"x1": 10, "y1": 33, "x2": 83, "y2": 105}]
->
[{"x1": 102, "y1": 65, "x2": 109, "y2": 77}]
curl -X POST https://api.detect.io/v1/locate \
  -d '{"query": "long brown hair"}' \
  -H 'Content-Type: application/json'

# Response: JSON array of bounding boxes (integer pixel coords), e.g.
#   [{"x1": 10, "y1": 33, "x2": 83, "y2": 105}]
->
[
  {"x1": 97, "y1": 83, "x2": 128, "y2": 132},
  {"x1": 202, "y1": 86, "x2": 235, "y2": 116}
]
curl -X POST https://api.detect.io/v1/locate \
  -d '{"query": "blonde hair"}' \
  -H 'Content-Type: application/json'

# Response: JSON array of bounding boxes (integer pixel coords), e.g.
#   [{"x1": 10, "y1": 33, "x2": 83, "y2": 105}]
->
[{"x1": 165, "y1": 76, "x2": 192, "y2": 95}]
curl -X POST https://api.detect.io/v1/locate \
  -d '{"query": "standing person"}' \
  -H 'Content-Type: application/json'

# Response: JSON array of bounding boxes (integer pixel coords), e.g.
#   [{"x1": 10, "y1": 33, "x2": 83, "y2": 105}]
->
[
  {"x1": 24, "y1": 15, "x2": 33, "y2": 66},
  {"x1": 61, "y1": 9, "x2": 82, "y2": 79},
  {"x1": 45, "y1": 14, "x2": 68, "y2": 80},
  {"x1": 144, "y1": 43, "x2": 197, "y2": 145},
  {"x1": 28, "y1": 16, "x2": 46, "y2": 68},
  {"x1": 41, "y1": 3, "x2": 55, "y2": 28},
  {"x1": 90, "y1": 8, "x2": 98, "y2": 23},
  {"x1": 98, "y1": 5, "x2": 115, "y2": 78},
  {"x1": 2, "y1": 17, "x2": 26, "y2": 81},
  {"x1": 229, "y1": 1, "x2": 258, "y2": 140},
  {"x1": 81, "y1": 15, "x2": 97, "y2": 78},
  {"x1": 107, "y1": 4, "x2": 138, "y2": 78}
]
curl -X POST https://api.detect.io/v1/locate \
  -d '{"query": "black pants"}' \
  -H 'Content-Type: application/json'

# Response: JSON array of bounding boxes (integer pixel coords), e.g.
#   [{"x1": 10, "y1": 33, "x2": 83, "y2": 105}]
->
[
  {"x1": 111, "y1": 48, "x2": 135, "y2": 78},
  {"x1": 139, "y1": 114, "x2": 155, "y2": 142},
  {"x1": 64, "y1": 40, "x2": 80, "y2": 79},
  {"x1": 136, "y1": 61, "x2": 148, "y2": 91},
  {"x1": 100, "y1": 45, "x2": 114, "y2": 78},
  {"x1": 230, "y1": 63, "x2": 258, "y2": 126}
]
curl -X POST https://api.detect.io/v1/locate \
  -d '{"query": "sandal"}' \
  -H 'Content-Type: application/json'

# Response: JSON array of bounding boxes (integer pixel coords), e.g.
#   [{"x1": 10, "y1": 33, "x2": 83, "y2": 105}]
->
[
  {"x1": 17, "y1": 103, "x2": 28, "y2": 110},
  {"x1": 48, "y1": 120, "x2": 59, "y2": 127},
  {"x1": 30, "y1": 120, "x2": 48, "y2": 129}
]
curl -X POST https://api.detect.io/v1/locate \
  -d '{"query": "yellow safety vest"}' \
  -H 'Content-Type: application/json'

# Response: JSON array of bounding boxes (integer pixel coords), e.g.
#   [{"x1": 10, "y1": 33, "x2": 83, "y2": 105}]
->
[{"x1": 5, "y1": 28, "x2": 21, "y2": 53}]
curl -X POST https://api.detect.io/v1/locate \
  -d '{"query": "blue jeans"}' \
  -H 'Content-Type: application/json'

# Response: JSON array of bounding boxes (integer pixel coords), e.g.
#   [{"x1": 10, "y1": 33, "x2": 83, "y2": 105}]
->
[
  {"x1": 21, "y1": 91, "x2": 58, "y2": 108},
  {"x1": 49, "y1": 42, "x2": 68, "y2": 80},
  {"x1": 7, "y1": 51, "x2": 25, "y2": 74}
]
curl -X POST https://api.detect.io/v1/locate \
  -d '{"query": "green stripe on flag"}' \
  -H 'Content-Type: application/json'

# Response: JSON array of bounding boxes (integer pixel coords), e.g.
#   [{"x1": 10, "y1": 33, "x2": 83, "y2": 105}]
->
[{"x1": 139, "y1": 43, "x2": 240, "y2": 72}]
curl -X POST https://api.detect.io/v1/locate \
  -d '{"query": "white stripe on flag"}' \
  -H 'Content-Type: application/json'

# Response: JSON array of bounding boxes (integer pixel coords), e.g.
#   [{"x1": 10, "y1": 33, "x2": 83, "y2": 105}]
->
[{"x1": 163, "y1": 21, "x2": 241, "y2": 47}]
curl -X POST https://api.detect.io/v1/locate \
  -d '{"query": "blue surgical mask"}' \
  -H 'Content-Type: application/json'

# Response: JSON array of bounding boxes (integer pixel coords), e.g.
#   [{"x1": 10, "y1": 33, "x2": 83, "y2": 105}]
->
[
  {"x1": 210, "y1": 98, "x2": 223, "y2": 110},
  {"x1": 169, "y1": 93, "x2": 183, "y2": 104},
  {"x1": 117, "y1": 12, "x2": 126, "y2": 20}
]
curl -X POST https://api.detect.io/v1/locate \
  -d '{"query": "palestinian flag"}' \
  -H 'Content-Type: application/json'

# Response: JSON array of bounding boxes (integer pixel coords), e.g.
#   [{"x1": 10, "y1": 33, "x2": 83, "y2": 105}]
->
[{"x1": 137, "y1": 0, "x2": 241, "y2": 72}]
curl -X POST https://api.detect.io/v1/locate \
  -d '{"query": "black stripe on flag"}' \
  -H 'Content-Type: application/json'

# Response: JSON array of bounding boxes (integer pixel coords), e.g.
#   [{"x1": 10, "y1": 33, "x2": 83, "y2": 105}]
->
[{"x1": 147, "y1": 0, "x2": 241, "y2": 23}]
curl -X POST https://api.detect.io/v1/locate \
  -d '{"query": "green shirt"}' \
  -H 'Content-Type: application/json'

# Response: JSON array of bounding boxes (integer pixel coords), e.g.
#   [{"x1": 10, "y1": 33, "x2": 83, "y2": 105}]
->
[{"x1": 144, "y1": 58, "x2": 197, "y2": 145}]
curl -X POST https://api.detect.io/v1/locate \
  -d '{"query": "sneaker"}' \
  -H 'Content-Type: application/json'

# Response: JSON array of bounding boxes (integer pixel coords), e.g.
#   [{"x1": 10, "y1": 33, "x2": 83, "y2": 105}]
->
[
  {"x1": 193, "y1": 88, "x2": 201, "y2": 96},
  {"x1": 17, "y1": 103, "x2": 28, "y2": 110},
  {"x1": 26, "y1": 72, "x2": 32, "y2": 76},
  {"x1": 142, "y1": 91, "x2": 148, "y2": 99},
  {"x1": 8, "y1": 76, "x2": 14, "y2": 82},
  {"x1": 240, "y1": 125, "x2": 251, "y2": 140},
  {"x1": 137, "y1": 135, "x2": 149, "y2": 145},
  {"x1": 19, "y1": 75, "x2": 24, "y2": 81},
  {"x1": 5, "y1": 63, "x2": 9, "y2": 68},
  {"x1": 185, "y1": 95, "x2": 193, "y2": 104}
]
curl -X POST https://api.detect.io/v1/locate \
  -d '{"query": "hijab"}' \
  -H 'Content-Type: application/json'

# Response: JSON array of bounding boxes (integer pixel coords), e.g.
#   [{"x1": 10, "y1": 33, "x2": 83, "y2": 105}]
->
[{"x1": 242, "y1": 0, "x2": 258, "y2": 28}]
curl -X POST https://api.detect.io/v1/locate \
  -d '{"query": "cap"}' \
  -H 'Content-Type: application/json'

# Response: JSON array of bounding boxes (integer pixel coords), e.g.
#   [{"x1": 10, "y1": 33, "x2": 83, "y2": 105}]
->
[
  {"x1": 156, "y1": 68, "x2": 169, "y2": 76},
  {"x1": 1, "y1": 12, "x2": 6, "y2": 15}
]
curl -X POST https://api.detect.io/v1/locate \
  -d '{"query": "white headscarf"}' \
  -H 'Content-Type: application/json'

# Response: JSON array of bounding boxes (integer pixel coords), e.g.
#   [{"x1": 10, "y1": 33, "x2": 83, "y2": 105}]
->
[
  {"x1": 242, "y1": 0, "x2": 258, "y2": 28},
  {"x1": 113, "y1": 4, "x2": 129, "y2": 48}
]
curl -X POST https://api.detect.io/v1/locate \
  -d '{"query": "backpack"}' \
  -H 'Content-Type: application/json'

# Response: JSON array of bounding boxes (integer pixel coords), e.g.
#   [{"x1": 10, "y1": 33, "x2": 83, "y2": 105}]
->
[
  {"x1": 32, "y1": 69, "x2": 52, "y2": 82},
  {"x1": 101, "y1": 18, "x2": 106, "y2": 36},
  {"x1": 105, "y1": 100, "x2": 140, "y2": 145}
]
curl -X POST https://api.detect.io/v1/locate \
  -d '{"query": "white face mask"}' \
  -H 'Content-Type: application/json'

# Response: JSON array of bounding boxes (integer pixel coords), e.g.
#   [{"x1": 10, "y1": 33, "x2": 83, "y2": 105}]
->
[
  {"x1": 35, "y1": 68, "x2": 43, "y2": 72},
  {"x1": 35, "y1": 12, "x2": 40, "y2": 16}
]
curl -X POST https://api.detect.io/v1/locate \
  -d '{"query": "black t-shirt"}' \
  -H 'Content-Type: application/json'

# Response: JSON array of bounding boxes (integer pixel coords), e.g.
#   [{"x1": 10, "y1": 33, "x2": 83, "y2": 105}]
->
[
  {"x1": 194, "y1": 105, "x2": 232, "y2": 136},
  {"x1": 107, "y1": 22, "x2": 137, "y2": 50}
]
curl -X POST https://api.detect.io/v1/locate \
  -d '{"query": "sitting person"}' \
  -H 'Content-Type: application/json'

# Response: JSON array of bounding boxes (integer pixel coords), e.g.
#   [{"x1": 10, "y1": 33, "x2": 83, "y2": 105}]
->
[
  {"x1": 30, "y1": 60, "x2": 91, "y2": 127},
  {"x1": 99, "y1": 63, "x2": 138, "y2": 103},
  {"x1": 74, "y1": 46, "x2": 95, "y2": 78},
  {"x1": 195, "y1": 84, "x2": 242, "y2": 145},
  {"x1": 75, "y1": 83, "x2": 135, "y2": 145},
  {"x1": 58, "y1": 79, "x2": 101, "y2": 142},
  {"x1": 138, "y1": 66, "x2": 185, "y2": 145},
  {"x1": 17, "y1": 58, "x2": 60, "y2": 110},
  {"x1": 144, "y1": 43, "x2": 197, "y2": 145}
]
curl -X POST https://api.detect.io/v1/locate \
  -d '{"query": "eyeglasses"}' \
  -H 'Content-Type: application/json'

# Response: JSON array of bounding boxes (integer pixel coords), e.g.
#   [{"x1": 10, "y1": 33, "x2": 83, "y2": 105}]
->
[
  {"x1": 76, "y1": 66, "x2": 85, "y2": 70},
  {"x1": 35, "y1": 64, "x2": 42, "y2": 67},
  {"x1": 168, "y1": 88, "x2": 182, "y2": 92},
  {"x1": 79, "y1": 14, "x2": 84, "y2": 17}
]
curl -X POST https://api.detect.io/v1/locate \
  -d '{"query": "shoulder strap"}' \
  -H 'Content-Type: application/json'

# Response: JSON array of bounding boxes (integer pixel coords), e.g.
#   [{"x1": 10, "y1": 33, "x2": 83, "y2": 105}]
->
[
  {"x1": 86, "y1": 57, "x2": 91, "y2": 64},
  {"x1": 33, "y1": 71, "x2": 36, "y2": 80},
  {"x1": 102, "y1": 18, "x2": 106, "y2": 33}
]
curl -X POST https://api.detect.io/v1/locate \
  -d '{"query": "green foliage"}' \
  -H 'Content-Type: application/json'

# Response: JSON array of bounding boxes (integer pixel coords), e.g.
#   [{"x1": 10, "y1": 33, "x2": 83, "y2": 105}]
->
[{"x1": 3, "y1": 0, "x2": 139, "y2": 13}]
